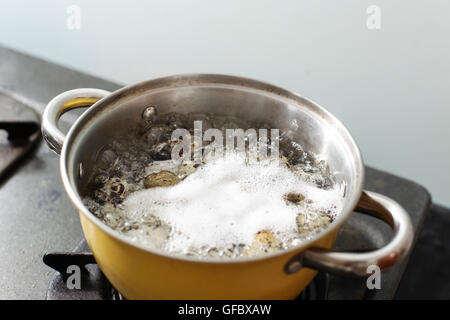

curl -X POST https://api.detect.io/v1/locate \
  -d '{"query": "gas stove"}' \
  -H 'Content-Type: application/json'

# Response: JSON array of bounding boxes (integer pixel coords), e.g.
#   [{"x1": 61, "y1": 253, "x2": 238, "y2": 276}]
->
[{"x1": 0, "y1": 45, "x2": 445, "y2": 300}]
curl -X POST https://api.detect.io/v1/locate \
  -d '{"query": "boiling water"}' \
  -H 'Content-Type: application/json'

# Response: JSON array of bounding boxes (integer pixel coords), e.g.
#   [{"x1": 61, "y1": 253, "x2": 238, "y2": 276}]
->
[{"x1": 82, "y1": 112, "x2": 345, "y2": 259}]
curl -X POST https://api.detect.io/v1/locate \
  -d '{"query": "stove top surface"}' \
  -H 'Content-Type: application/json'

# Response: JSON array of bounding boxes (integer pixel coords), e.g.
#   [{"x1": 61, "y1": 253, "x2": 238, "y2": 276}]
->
[{"x1": 0, "y1": 46, "x2": 431, "y2": 299}]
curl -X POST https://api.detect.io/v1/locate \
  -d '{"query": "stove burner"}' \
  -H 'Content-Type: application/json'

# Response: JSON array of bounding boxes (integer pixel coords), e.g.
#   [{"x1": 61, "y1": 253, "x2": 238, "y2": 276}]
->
[
  {"x1": 43, "y1": 240, "x2": 371, "y2": 300},
  {"x1": 43, "y1": 246, "x2": 329, "y2": 300},
  {"x1": 43, "y1": 241, "x2": 124, "y2": 300},
  {"x1": 0, "y1": 92, "x2": 40, "y2": 182},
  {"x1": 43, "y1": 252, "x2": 96, "y2": 275}
]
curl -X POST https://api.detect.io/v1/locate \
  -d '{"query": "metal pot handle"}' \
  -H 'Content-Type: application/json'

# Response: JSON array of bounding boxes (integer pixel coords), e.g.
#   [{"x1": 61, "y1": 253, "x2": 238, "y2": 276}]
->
[
  {"x1": 42, "y1": 88, "x2": 110, "y2": 155},
  {"x1": 284, "y1": 190, "x2": 414, "y2": 277}
]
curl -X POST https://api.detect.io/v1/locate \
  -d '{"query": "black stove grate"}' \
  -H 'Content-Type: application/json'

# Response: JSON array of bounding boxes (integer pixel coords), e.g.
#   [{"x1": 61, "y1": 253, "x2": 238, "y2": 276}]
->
[{"x1": 43, "y1": 239, "x2": 377, "y2": 300}]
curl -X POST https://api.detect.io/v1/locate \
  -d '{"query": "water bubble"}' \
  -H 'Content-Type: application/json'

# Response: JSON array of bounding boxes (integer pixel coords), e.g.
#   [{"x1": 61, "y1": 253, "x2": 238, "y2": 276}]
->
[
  {"x1": 146, "y1": 125, "x2": 172, "y2": 146},
  {"x1": 97, "y1": 149, "x2": 117, "y2": 169},
  {"x1": 94, "y1": 173, "x2": 109, "y2": 184},
  {"x1": 214, "y1": 116, "x2": 249, "y2": 131},
  {"x1": 158, "y1": 112, "x2": 188, "y2": 129},
  {"x1": 142, "y1": 106, "x2": 158, "y2": 122},
  {"x1": 188, "y1": 112, "x2": 213, "y2": 131},
  {"x1": 150, "y1": 142, "x2": 172, "y2": 160}
]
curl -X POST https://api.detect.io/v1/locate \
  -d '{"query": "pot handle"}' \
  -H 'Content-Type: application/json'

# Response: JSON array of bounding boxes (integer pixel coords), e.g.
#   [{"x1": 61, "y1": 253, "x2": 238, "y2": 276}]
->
[
  {"x1": 284, "y1": 190, "x2": 414, "y2": 277},
  {"x1": 42, "y1": 88, "x2": 110, "y2": 155}
]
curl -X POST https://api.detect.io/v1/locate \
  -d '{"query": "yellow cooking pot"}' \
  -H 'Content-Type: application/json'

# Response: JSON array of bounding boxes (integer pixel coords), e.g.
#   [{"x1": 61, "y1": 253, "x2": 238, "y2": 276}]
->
[{"x1": 42, "y1": 74, "x2": 413, "y2": 299}]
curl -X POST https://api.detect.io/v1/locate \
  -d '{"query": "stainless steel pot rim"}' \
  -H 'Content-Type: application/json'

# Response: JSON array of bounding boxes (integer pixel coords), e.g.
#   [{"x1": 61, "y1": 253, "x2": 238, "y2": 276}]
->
[{"x1": 59, "y1": 73, "x2": 365, "y2": 264}]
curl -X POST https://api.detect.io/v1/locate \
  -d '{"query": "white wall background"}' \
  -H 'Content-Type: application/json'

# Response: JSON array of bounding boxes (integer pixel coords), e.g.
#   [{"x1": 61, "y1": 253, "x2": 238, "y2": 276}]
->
[{"x1": 0, "y1": 0, "x2": 449, "y2": 206}]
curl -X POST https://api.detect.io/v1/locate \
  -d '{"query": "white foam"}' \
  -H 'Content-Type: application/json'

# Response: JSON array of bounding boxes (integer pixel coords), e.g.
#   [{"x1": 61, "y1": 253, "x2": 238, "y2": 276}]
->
[{"x1": 122, "y1": 153, "x2": 343, "y2": 253}]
